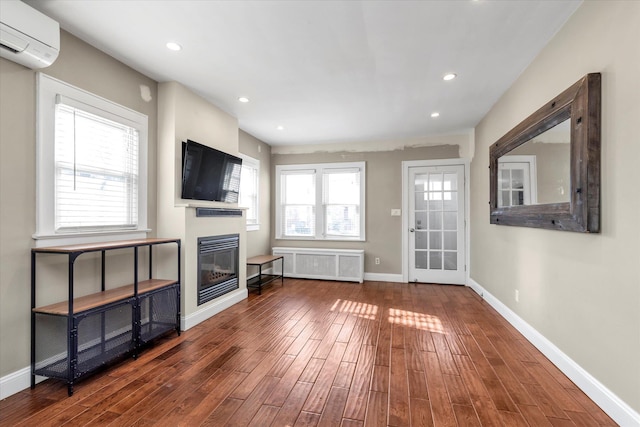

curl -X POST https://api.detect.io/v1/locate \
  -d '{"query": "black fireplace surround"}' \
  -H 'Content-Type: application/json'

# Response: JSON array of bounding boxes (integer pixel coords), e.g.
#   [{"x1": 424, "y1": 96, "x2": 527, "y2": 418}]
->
[{"x1": 197, "y1": 234, "x2": 239, "y2": 305}]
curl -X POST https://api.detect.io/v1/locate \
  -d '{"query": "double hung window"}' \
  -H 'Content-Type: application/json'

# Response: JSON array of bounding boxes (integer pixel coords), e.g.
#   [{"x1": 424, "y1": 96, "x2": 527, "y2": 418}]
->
[
  {"x1": 35, "y1": 74, "x2": 148, "y2": 245},
  {"x1": 276, "y1": 162, "x2": 365, "y2": 241}
]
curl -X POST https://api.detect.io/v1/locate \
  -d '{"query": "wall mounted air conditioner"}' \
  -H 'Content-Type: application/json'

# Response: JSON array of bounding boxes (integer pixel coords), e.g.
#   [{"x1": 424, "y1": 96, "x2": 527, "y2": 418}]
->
[{"x1": 0, "y1": 1, "x2": 59, "y2": 69}]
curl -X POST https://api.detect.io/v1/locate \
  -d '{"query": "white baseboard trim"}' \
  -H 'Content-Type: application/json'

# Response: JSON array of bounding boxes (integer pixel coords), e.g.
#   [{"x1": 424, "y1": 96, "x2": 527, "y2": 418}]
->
[
  {"x1": 467, "y1": 277, "x2": 640, "y2": 427},
  {"x1": 181, "y1": 288, "x2": 248, "y2": 330},
  {"x1": 363, "y1": 272, "x2": 404, "y2": 283},
  {"x1": 0, "y1": 367, "x2": 47, "y2": 400},
  {"x1": 466, "y1": 277, "x2": 485, "y2": 298}
]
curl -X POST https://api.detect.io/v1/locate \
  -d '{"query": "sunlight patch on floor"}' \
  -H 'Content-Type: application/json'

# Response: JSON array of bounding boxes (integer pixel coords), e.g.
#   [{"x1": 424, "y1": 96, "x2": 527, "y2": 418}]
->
[
  {"x1": 330, "y1": 299, "x2": 378, "y2": 320},
  {"x1": 388, "y1": 308, "x2": 444, "y2": 333}
]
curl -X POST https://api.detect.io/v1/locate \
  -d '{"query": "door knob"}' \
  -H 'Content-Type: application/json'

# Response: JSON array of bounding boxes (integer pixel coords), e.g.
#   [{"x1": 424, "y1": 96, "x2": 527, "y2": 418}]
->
[{"x1": 409, "y1": 228, "x2": 415, "y2": 232}]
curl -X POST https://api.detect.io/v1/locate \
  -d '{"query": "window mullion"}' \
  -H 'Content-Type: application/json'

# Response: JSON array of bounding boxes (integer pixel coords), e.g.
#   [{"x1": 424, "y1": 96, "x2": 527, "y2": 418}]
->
[{"x1": 317, "y1": 168, "x2": 325, "y2": 239}]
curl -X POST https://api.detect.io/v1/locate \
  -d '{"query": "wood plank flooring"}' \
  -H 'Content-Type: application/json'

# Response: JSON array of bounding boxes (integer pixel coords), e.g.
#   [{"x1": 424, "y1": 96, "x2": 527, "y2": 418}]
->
[{"x1": 0, "y1": 279, "x2": 617, "y2": 426}]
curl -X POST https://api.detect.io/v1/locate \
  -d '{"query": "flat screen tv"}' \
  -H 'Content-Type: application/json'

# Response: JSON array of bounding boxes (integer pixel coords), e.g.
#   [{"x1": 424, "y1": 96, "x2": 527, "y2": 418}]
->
[{"x1": 181, "y1": 139, "x2": 242, "y2": 203}]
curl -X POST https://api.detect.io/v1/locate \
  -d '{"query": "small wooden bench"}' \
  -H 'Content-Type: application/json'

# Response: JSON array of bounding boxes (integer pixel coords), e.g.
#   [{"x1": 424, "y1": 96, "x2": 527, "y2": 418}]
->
[{"x1": 246, "y1": 254, "x2": 284, "y2": 294}]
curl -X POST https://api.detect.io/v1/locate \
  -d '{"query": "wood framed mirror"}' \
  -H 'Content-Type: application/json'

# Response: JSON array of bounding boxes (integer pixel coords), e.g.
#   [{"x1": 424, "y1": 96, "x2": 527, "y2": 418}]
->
[{"x1": 489, "y1": 73, "x2": 601, "y2": 232}]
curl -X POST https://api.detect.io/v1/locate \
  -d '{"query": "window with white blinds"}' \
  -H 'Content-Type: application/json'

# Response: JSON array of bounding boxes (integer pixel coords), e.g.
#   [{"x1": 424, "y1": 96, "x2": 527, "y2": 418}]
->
[
  {"x1": 35, "y1": 74, "x2": 148, "y2": 246},
  {"x1": 276, "y1": 162, "x2": 365, "y2": 240},
  {"x1": 54, "y1": 101, "x2": 139, "y2": 232},
  {"x1": 239, "y1": 155, "x2": 260, "y2": 230}
]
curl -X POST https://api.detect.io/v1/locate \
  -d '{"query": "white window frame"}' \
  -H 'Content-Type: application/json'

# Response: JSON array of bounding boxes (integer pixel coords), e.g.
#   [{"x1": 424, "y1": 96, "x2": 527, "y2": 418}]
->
[
  {"x1": 238, "y1": 154, "x2": 260, "y2": 231},
  {"x1": 34, "y1": 73, "x2": 149, "y2": 247},
  {"x1": 275, "y1": 162, "x2": 366, "y2": 241}
]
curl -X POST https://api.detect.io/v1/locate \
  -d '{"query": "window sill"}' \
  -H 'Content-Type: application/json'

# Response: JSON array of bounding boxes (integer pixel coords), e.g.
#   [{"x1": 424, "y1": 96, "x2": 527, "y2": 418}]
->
[
  {"x1": 275, "y1": 236, "x2": 365, "y2": 242},
  {"x1": 247, "y1": 224, "x2": 260, "y2": 232},
  {"x1": 32, "y1": 229, "x2": 152, "y2": 248}
]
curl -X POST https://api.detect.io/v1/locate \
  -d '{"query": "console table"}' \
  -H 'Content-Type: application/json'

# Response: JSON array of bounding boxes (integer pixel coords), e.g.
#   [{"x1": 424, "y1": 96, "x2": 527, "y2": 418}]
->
[
  {"x1": 246, "y1": 255, "x2": 284, "y2": 294},
  {"x1": 31, "y1": 238, "x2": 181, "y2": 396}
]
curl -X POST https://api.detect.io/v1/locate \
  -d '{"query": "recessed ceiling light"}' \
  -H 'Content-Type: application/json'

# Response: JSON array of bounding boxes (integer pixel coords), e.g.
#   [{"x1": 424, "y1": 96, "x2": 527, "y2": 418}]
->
[
  {"x1": 238, "y1": 97, "x2": 249, "y2": 103},
  {"x1": 166, "y1": 42, "x2": 182, "y2": 51},
  {"x1": 443, "y1": 73, "x2": 457, "y2": 81},
  {"x1": 431, "y1": 112, "x2": 440, "y2": 118},
  {"x1": 277, "y1": 125, "x2": 284, "y2": 130}
]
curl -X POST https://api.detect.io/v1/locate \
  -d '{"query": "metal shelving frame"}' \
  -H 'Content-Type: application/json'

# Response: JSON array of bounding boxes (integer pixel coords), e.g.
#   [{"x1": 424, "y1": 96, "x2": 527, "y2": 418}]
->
[{"x1": 31, "y1": 238, "x2": 181, "y2": 396}]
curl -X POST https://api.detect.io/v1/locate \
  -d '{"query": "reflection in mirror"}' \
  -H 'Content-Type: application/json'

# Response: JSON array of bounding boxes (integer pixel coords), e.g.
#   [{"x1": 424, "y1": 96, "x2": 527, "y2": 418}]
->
[{"x1": 497, "y1": 118, "x2": 570, "y2": 207}]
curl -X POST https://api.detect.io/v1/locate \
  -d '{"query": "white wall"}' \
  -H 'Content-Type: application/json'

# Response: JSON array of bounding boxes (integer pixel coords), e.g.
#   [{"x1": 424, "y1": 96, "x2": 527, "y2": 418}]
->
[{"x1": 470, "y1": 0, "x2": 639, "y2": 418}]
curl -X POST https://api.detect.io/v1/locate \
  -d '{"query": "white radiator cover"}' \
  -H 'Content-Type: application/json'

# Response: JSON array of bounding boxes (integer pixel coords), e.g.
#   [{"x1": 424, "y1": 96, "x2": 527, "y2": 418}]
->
[{"x1": 272, "y1": 247, "x2": 364, "y2": 283}]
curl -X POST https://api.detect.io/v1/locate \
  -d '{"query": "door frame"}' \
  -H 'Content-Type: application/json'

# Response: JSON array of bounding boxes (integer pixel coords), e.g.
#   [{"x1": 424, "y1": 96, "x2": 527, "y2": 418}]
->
[{"x1": 401, "y1": 159, "x2": 470, "y2": 284}]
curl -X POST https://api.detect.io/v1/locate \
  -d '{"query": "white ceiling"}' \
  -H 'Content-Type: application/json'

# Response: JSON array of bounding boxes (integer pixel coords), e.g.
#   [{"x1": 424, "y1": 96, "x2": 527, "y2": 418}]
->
[{"x1": 27, "y1": 0, "x2": 581, "y2": 147}]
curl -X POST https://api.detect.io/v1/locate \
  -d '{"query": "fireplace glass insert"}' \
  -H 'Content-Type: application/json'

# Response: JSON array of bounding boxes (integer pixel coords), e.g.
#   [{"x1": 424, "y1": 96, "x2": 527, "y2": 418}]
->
[{"x1": 197, "y1": 234, "x2": 239, "y2": 305}]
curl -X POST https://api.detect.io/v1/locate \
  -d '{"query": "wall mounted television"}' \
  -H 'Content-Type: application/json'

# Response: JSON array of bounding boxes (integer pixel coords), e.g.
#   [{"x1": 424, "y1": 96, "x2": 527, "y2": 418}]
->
[{"x1": 181, "y1": 139, "x2": 242, "y2": 203}]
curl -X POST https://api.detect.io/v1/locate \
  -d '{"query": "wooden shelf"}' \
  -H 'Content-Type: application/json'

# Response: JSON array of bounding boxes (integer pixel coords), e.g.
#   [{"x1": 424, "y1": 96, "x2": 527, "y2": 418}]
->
[
  {"x1": 32, "y1": 238, "x2": 179, "y2": 254},
  {"x1": 33, "y1": 279, "x2": 177, "y2": 315},
  {"x1": 247, "y1": 254, "x2": 283, "y2": 265}
]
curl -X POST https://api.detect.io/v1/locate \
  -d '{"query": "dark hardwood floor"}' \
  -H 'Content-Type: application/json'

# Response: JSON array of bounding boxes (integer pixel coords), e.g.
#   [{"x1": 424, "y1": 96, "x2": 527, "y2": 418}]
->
[{"x1": 0, "y1": 279, "x2": 617, "y2": 426}]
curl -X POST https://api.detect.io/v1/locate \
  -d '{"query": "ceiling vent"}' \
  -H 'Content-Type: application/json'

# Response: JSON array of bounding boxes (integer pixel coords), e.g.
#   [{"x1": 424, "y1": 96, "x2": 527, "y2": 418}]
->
[{"x1": 0, "y1": 1, "x2": 59, "y2": 69}]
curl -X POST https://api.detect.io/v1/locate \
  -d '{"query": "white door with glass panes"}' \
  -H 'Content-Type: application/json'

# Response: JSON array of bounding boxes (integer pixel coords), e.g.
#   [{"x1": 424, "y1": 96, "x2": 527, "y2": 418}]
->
[{"x1": 409, "y1": 165, "x2": 465, "y2": 285}]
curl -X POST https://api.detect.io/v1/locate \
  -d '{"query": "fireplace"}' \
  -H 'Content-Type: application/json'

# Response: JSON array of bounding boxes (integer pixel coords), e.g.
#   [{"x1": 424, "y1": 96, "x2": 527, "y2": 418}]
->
[{"x1": 197, "y1": 234, "x2": 239, "y2": 305}]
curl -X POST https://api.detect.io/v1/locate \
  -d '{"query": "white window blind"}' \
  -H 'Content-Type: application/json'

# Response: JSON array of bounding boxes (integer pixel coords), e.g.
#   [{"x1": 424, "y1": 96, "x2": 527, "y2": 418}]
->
[
  {"x1": 239, "y1": 156, "x2": 260, "y2": 228},
  {"x1": 276, "y1": 162, "x2": 365, "y2": 241},
  {"x1": 54, "y1": 100, "x2": 139, "y2": 232}
]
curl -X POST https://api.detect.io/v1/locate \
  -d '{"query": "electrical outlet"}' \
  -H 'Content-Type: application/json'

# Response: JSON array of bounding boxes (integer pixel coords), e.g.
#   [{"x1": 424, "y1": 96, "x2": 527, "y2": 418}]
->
[
  {"x1": 375, "y1": 257, "x2": 380, "y2": 265},
  {"x1": 515, "y1": 290, "x2": 519, "y2": 302}
]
